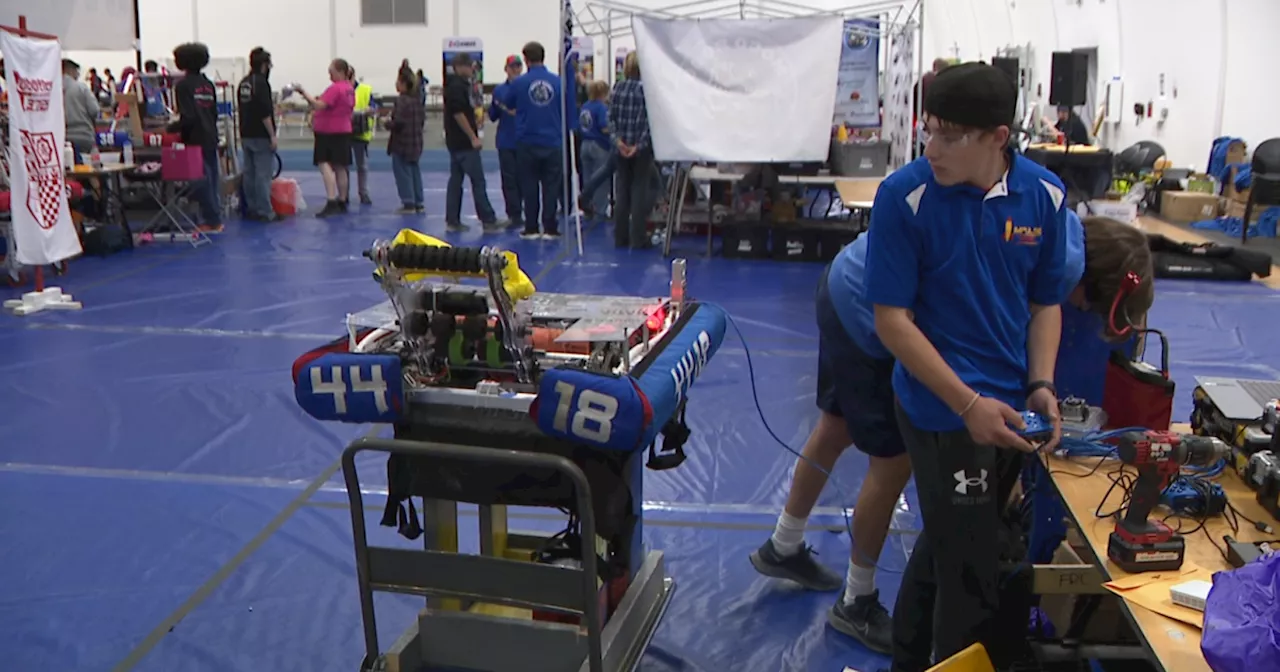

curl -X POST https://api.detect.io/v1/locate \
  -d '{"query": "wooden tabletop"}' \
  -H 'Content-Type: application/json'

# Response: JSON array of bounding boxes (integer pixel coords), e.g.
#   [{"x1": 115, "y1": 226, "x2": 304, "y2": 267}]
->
[
  {"x1": 67, "y1": 163, "x2": 137, "y2": 176},
  {"x1": 835, "y1": 178, "x2": 881, "y2": 207},
  {"x1": 1047, "y1": 423, "x2": 1275, "y2": 672}
]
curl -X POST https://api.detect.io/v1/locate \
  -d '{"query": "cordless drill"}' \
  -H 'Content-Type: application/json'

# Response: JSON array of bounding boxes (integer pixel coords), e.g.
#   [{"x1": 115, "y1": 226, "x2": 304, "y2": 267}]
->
[{"x1": 1106, "y1": 431, "x2": 1231, "y2": 573}]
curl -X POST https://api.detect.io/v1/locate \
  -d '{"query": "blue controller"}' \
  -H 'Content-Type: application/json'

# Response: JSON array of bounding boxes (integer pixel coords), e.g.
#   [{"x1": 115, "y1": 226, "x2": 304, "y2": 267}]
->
[{"x1": 1014, "y1": 411, "x2": 1055, "y2": 441}]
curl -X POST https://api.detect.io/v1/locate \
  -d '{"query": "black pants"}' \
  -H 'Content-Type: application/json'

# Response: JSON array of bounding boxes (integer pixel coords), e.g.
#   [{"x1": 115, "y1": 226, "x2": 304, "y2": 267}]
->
[
  {"x1": 890, "y1": 404, "x2": 1024, "y2": 671},
  {"x1": 498, "y1": 148, "x2": 523, "y2": 225},
  {"x1": 614, "y1": 149, "x2": 657, "y2": 248},
  {"x1": 518, "y1": 144, "x2": 563, "y2": 235}
]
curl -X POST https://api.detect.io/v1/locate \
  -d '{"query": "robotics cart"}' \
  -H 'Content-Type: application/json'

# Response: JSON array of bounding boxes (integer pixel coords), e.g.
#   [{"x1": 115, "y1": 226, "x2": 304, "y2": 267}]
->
[{"x1": 293, "y1": 230, "x2": 728, "y2": 672}]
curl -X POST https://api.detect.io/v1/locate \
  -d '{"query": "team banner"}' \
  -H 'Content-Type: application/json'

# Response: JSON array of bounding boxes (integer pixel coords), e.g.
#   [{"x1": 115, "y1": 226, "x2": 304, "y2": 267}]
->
[
  {"x1": 633, "y1": 16, "x2": 843, "y2": 163},
  {"x1": 1, "y1": 30, "x2": 83, "y2": 265},
  {"x1": 834, "y1": 19, "x2": 880, "y2": 128},
  {"x1": 4, "y1": 0, "x2": 138, "y2": 51}
]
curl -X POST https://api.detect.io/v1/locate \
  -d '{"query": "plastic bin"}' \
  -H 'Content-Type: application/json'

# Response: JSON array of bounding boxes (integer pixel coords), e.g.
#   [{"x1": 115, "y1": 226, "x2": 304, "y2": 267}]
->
[{"x1": 830, "y1": 140, "x2": 889, "y2": 177}]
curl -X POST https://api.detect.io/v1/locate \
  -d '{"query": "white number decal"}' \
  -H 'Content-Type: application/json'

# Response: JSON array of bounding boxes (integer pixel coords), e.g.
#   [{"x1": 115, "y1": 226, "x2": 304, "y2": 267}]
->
[
  {"x1": 310, "y1": 364, "x2": 389, "y2": 415},
  {"x1": 348, "y1": 365, "x2": 389, "y2": 413},
  {"x1": 312, "y1": 366, "x2": 348, "y2": 414},
  {"x1": 552, "y1": 381, "x2": 619, "y2": 443}
]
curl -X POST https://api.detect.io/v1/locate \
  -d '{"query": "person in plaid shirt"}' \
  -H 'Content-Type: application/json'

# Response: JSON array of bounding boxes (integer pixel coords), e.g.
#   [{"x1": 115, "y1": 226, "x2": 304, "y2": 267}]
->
[
  {"x1": 608, "y1": 52, "x2": 656, "y2": 249},
  {"x1": 386, "y1": 67, "x2": 426, "y2": 213}
]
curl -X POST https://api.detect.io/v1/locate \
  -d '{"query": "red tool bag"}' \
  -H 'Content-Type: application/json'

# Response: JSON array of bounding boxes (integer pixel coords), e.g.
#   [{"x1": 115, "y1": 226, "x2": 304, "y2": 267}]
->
[{"x1": 1102, "y1": 328, "x2": 1174, "y2": 430}]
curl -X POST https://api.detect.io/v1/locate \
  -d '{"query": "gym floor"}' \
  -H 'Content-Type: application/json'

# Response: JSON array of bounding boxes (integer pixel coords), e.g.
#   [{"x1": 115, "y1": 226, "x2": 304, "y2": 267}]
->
[{"x1": 1, "y1": 152, "x2": 1275, "y2": 672}]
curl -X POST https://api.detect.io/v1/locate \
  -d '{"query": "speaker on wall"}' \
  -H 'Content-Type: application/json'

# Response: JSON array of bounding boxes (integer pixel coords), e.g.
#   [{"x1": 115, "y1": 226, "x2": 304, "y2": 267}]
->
[
  {"x1": 992, "y1": 57, "x2": 1019, "y2": 87},
  {"x1": 1050, "y1": 51, "x2": 1088, "y2": 107}
]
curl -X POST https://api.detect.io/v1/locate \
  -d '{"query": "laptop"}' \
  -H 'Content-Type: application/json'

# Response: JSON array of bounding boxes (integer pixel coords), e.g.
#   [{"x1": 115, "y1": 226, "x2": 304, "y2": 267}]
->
[{"x1": 1195, "y1": 376, "x2": 1280, "y2": 421}]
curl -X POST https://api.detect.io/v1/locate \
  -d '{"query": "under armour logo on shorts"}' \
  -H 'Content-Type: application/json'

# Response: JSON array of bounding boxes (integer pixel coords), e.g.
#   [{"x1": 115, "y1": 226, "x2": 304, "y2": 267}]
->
[{"x1": 953, "y1": 469, "x2": 989, "y2": 495}]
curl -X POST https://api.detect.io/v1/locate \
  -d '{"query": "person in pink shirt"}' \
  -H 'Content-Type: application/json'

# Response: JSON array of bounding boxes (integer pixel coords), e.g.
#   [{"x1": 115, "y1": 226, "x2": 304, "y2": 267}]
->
[{"x1": 295, "y1": 58, "x2": 356, "y2": 217}]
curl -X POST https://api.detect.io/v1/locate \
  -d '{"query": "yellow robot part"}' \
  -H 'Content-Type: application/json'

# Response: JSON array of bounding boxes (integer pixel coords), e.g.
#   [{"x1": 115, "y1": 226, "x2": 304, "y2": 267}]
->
[{"x1": 384, "y1": 229, "x2": 536, "y2": 302}]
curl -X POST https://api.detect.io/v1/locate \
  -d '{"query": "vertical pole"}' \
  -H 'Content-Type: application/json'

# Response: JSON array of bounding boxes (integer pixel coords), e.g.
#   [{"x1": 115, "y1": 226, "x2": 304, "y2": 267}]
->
[
  {"x1": 562, "y1": 0, "x2": 580, "y2": 255},
  {"x1": 133, "y1": 0, "x2": 143, "y2": 70}
]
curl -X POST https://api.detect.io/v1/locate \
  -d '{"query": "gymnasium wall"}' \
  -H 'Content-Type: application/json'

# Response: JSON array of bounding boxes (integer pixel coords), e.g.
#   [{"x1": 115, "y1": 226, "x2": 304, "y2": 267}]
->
[{"x1": 30, "y1": 0, "x2": 1280, "y2": 166}]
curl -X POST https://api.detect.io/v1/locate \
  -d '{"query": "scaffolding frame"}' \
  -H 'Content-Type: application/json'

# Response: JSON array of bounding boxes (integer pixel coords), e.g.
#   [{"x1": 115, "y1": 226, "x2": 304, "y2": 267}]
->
[{"x1": 555, "y1": 0, "x2": 924, "y2": 255}]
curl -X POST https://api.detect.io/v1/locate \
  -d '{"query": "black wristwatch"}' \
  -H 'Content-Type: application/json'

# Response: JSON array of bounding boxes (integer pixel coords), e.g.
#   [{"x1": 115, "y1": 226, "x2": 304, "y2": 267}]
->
[{"x1": 1026, "y1": 379, "x2": 1057, "y2": 398}]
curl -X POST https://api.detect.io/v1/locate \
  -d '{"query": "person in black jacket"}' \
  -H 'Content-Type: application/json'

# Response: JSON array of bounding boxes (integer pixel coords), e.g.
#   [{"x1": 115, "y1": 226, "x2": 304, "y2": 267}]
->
[
  {"x1": 238, "y1": 47, "x2": 278, "y2": 221},
  {"x1": 169, "y1": 42, "x2": 223, "y2": 232}
]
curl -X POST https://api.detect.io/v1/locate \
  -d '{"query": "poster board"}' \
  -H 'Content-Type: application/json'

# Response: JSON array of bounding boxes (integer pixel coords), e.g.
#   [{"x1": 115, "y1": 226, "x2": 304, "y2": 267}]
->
[
  {"x1": 570, "y1": 36, "x2": 595, "y2": 83},
  {"x1": 833, "y1": 18, "x2": 880, "y2": 128},
  {"x1": 614, "y1": 47, "x2": 632, "y2": 82}
]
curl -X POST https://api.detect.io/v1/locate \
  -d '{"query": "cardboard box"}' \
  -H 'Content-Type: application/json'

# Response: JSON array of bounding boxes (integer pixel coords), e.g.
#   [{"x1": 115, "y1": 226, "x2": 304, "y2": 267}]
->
[
  {"x1": 1085, "y1": 199, "x2": 1138, "y2": 225},
  {"x1": 1224, "y1": 199, "x2": 1272, "y2": 224},
  {"x1": 1161, "y1": 191, "x2": 1220, "y2": 223}
]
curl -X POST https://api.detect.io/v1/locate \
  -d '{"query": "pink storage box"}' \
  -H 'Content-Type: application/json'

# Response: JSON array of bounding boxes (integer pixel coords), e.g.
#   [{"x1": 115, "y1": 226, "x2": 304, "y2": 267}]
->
[{"x1": 161, "y1": 146, "x2": 205, "y2": 181}]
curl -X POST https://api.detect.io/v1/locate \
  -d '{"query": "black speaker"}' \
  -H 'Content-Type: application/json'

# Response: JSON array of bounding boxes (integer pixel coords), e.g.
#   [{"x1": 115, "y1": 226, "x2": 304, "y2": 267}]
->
[
  {"x1": 1050, "y1": 52, "x2": 1088, "y2": 107},
  {"x1": 992, "y1": 57, "x2": 1018, "y2": 87}
]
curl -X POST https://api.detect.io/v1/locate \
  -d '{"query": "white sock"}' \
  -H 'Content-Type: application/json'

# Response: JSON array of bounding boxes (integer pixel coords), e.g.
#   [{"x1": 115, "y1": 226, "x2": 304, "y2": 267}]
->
[
  {"x1": 770, "y1": 511, "x2": 808, "y2": 556},
  {"x1": 842, "y1": 562, "x2": 877, "y2": 606}
]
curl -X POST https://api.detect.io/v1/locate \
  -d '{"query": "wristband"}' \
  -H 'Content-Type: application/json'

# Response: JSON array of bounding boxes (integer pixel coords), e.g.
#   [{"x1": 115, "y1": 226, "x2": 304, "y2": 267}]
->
[
  {"x1": 1026, "y1": 379, "x2": 1056, "y2": 398},
  {"x1": 958, "y1": 392, "x2": 981, "y2": 418}
]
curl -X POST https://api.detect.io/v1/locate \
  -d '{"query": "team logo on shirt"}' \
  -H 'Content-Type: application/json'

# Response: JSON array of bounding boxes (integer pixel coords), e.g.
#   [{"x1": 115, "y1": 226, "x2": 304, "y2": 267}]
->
[
  {"x1": 529, "y1": 80, "x2": 554, "y2": 107},
  {"x1": 1003, "y1": 218, "x2": 1042, "y2": 246},
  {"x1": 579, "y1": 109, "x2": 593, "y2": 130}
]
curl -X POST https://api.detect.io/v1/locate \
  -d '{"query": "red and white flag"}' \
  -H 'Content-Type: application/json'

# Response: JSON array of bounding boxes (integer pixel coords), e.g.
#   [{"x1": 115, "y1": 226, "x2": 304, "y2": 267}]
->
[{"x1": 2, "y1": 30, "x2": 82, "y2": 265}]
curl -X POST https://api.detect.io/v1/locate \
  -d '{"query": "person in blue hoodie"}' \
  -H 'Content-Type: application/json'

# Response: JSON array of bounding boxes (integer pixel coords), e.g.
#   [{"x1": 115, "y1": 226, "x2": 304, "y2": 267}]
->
[
  {"x1": 499, "y1": 41, "x2": 564, "y2": 240},
  {"x1": 578, "y1": 80, "x2": 612, "y2": 222},
  {"x1": 489, "y1": 55, "x2": 525, "y2": 229}
]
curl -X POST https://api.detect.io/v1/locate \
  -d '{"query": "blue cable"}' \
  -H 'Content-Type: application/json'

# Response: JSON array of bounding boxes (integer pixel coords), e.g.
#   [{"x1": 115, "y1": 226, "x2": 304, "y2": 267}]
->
[{"x1": 700, "y1": 302, "x2": 907, "y2": 573}]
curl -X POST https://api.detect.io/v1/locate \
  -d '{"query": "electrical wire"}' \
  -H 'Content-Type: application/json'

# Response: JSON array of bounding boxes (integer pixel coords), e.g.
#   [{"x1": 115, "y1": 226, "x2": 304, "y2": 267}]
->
[{"x1": 703, "y1": 302, "x2": 906, "y2": 574}]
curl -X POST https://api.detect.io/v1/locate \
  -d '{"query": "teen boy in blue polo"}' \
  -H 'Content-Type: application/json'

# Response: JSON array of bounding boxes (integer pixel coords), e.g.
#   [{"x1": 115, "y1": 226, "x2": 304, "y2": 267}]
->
[
  {"x1": 499, "y1": 41, "x2": 564, "y2": 240},
  {"x1": 868, "y1": 62, "x2": 1067, "y2": 670},
  {"x1": 490, "y1": 55, "x2": 525, "y2": 229},
  {"x1": 749, "y1": 209, "x2": 1155, "y2": 656}
]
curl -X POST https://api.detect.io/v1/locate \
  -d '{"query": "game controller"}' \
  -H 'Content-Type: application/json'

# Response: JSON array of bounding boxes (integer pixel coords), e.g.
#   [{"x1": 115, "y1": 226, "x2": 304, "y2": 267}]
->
[{"x1": 1014, "y1": 411, "x2": 1056, "y2": 441}]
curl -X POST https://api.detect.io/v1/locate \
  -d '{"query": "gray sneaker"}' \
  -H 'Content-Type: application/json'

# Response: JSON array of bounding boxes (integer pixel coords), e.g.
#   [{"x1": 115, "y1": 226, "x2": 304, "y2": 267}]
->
[
  {"x1": 748, "y1": 538, "x2": 842, "y2": 592},
  {"x1": 481, "y1": 221, "x2": 505, "y2": 234},
  {"x1": 446, "y1": 222, "x2": 469, "y2": 232},
  {"x1": 827, "y1": 590, "x2": 893, "y2": 654}
]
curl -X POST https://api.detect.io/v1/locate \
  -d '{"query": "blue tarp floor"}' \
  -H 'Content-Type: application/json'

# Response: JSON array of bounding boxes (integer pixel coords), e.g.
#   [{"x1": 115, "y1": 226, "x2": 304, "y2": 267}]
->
[{"x1": 2, "y1": 164, "x2": 1278, "y2": 671}]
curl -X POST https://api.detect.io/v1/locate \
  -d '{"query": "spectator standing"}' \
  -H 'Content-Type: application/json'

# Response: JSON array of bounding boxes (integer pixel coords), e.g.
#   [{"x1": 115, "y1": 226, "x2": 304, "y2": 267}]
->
[
  {"x1": 294, "y1": 59, "x2": 356, "y2": 217},
  {"x1": 237, "y1": 47, "x2": 278, "y2": 221},
  {"x1": 168, "y1": 43, "x2": 223, "y2": 233},
  {"x1": 500, "y1": 41, "x2": 564, "y2": 241},
  {"x1": 443, "y1": 53, "x2": 501, "y2": 233},
  {"x1": 578, "y1": 81, "x2": 612, "y2": 222},
  {"x1": 387, "y1": 67, "x2": 426, "y2": 214},
  {"x1": 489, "y1": 55, "x2": 524, "y2": 230},
  {"x1": 60, "y1": 59, "x2": 99, "y2": 159},
  {"x1": 609, "y1": 52, "x2": 656, "y2": 249},
  {"x1": 349, "y1": 67, "x2": 375, "y2": 205}
]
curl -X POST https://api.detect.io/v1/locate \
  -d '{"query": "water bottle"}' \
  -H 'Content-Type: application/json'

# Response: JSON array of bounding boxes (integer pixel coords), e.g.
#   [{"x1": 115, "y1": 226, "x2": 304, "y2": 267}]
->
[
  {"x1": 122, "y1": 138, "x2": 134, "y2": 165},
  {"x1": 90, "y1": 146, "x2": 102, "y2": 169},
  {"x1": 63, "y1": 142, "x2": 75, "y2": 168}
]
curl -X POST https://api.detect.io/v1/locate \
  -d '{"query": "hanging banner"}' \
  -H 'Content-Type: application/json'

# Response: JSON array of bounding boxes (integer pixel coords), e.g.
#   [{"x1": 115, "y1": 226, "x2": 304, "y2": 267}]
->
[
  {"x1": 1, "y1": 30, "x2": 82, "y2": 265},
  {"x1": 885, "y1": 22, "x2": 917, "y2": 169},
  {"x1": 614, "y1": 47, "x2": 632, "y2": 81},
  {"x1": 833, "y1": 19, "x2": 880, "y2": 128},
  {"x1": 570, "y1": 36, "x2": 595, "y2": 82},
  {"x1": 442, "y1": 37, "x2": 484, "y2": 104},
  {"x1": 634, "y1": 16, "x2": 844, "y2": 163}
]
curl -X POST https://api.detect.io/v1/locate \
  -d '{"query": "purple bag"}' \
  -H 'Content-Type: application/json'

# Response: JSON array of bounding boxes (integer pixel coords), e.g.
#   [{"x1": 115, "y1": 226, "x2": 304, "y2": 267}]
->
[{"x1": 1201, "y1": 552, "x2": 1280, "y2": 672}]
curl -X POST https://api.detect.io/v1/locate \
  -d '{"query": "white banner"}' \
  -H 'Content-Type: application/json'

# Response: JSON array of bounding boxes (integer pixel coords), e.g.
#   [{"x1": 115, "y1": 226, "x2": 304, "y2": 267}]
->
[
  {"x1": 2, "y1": 30, "x2": 82, "y2": 266},
  {"x1": 0, "y1": 0, "x2": 138, "y2": 51},
  {"x1": 834, "y1": 19, "x2": 881, "y2": 127},
  {"x1": 633, "y1": 16, "x2": 843, "y2": 163}
]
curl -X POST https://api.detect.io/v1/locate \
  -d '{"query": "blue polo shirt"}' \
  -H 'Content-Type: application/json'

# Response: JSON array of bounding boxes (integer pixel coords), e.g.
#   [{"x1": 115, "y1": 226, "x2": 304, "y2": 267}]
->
[
  {"x1": 863, "y1": 154, "x2": 1071, "y2": 432},
  {"x1": 827, "y1": 209, "x2": 1085, "y2": 367},
  {"x1": 502, "y1": 64, "x2": 563, "y2": 148},
  {"x1": 579, "y1": 100, "x2": 610, "y2": 149},
  {"x1": 488, "y1": 81, "x2": 519, "y2": 150}
]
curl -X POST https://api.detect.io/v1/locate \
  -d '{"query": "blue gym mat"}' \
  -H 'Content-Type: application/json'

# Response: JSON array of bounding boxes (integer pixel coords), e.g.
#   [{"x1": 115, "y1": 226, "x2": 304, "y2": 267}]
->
[{"x1": 2, "y1": 164, "x2": 1277, "y2": 671}]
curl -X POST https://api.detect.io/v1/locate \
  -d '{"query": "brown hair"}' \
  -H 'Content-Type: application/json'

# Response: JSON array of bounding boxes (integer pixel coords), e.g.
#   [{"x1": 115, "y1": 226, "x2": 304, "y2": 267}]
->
[
  {"x1": 623, "y1": 51, "x2": 640, "y2": 80},
  {"x1": 1080, "y1": 216, "x2": 1155, "y2": 334},
  {"x1": 331, "y1": 58, "x2": 353, "y2": 80},
  {"x1": 587, "y1": 80, "x2": 609, "y2": 100}
]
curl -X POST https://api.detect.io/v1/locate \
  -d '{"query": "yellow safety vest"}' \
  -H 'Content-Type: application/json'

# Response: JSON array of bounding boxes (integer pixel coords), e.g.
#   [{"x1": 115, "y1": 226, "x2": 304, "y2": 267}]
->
[{"x1": 354, "y1": 82, "x2": 374, "y2": 142}]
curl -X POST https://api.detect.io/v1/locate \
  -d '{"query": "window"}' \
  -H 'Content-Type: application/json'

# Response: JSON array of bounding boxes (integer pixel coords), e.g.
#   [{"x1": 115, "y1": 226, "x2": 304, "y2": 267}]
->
[{"x1": 361, "y1": 0, "x2": 427, "y2": 26}]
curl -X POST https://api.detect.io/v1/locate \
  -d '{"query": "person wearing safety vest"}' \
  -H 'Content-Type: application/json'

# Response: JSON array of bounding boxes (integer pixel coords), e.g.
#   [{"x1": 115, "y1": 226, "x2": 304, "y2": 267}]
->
[{"x1": 349, "y1": 68, "x2": 375, "y2": 205}]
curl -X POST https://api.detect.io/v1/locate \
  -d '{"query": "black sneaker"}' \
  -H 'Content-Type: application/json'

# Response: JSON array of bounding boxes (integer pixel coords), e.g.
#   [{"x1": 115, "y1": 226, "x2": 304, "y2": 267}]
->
[
  {"x1": 827, "y1": 590, "x2": 893, "y2": 654},
  {"x1": 748, "y1": 539, "x2": 842, "y2": 592}
]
